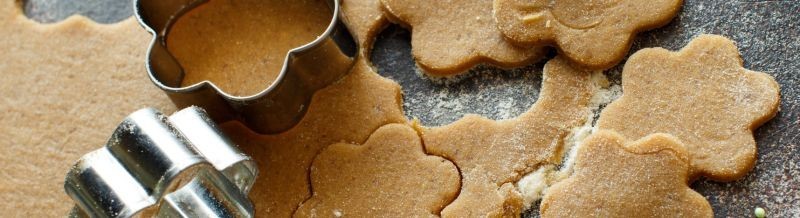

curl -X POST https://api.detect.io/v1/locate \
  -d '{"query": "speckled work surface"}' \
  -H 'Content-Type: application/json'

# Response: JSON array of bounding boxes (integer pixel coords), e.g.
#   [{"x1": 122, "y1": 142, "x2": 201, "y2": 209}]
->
[{"x1": 25, "y1": 0, "x2": 799, "y2": 216}]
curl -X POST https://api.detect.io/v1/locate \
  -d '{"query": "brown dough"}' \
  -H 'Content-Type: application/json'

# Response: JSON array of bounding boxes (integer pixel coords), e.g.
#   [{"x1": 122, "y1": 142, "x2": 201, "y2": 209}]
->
[
  {"x1": 0, "y1": 2, "x2": 174, "y2": 216},
  {"x1": 219, "y1": 59, "x2": 408, "y2": 217},
  {"x1": 422, "y1": 57, "x2": 595, "y2": 217},
  {"x1": 167, "y1": 0, "x2": 333, "y2": 96},
  {"x1": 596, "y1": 34, "x2": 781, "y2": 181},
  {"x1": 295, "y1": 124, "x2": 460, "y2": 217},
  {"x1": 541, "y1": 130, "x2": 713, "y2": 217},
  {"x1": 341, "y1": 0, "x2": 388, "y2": 54},
  {"x1": 494, "y1": 0, "x2": 683, "y2": 70},
  {"x1": 379, "y1": 0, "x2": 544, "y2": 76}
]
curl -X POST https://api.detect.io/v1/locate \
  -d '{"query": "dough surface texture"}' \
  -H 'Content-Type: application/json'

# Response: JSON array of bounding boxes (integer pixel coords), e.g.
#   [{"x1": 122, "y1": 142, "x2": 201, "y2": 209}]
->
[
  {"x1": 494, "y1": 0, "x2": 683, "y2": 69},
  {"x1": 295, "y1": 124, "x2": 460, "y2": 217},
  {"x1": 597, "y1": 34, "x2": 781, "y2": 181},
  {"x1": 220, "y1": 59, "x2": 407, "y2": 217},
  {"x1": 422, "y1": 57, "x2": 595, "y2": 217},
  {"x1": 168, "y1": 0, "x2": 333, "y2": 96},
  {"x1": 380, "y1": 0, "x2": 543, "y2": 76},
  {"x1": 341, "y1": 0, "x2": 387, "y2": 54},
  {"x1": 541, "y1": 130, "x2": 713, "y2": 217},
  {"x1": 0, "y1": 1, "x2": 174, "y2": 216}
]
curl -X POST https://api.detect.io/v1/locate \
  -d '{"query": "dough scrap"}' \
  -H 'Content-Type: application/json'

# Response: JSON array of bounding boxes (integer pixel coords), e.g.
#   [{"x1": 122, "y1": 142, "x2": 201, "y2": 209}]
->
[
  {"x1": 341, "y1": 0, "x2": 387, "y2": 54},
  {"x1": 493, "y1": 0, "x2": 683, "y2": 69},
  {"x1": 219, "y1": 59, "x2": 407, "y2": 217},
  {"x1": 167, "y1": 0, "x2": 333, "y2": 96},
  {"x1": 0, "y1": 2, "x2": 174, "y2": 216},
  {"x1": 295, "y1": 124, "x2": 460, "y2": 217},
  {"x1": 379, "y1": 0, "x2": 544, "y2": 76},
  {"x1": 422, "y1": 57, "x2": 596, "y2": 217},
  {"x1": 596, "y1": 34, "x2": 781, "y2": 181},
  {"x1": 541, "y1": 130, "x2": 713, "y2": 217}
]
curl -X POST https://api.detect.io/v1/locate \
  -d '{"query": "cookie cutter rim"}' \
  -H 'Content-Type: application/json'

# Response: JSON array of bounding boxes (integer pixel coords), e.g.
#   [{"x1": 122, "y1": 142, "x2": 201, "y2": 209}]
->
[
  {"x1": 133, "y1": 0, "x2": 357, "y2": 133},
  {"x1": 135, "y1": 0, "x2": 345, "y2": 100}
]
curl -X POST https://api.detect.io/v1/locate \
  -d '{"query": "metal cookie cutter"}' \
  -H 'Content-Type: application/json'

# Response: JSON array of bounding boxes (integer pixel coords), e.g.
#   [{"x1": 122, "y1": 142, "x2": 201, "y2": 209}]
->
[
  {"x1": 134, "y1": 0, "x2": 358, "y2": 134},
  {"x1": 64, "y1": 107, "x2": 258, "y2": 217}
]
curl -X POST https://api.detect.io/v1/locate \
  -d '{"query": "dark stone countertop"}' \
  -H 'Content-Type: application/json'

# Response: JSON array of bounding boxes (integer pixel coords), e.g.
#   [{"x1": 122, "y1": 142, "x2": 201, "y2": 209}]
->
[{"x1": 25, "y1": 0, "x2": 799, "y2": 217}]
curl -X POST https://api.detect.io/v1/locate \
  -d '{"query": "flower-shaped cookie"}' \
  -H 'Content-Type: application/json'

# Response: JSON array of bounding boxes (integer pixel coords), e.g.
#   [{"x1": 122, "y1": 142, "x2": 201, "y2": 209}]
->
[
  {"x1": 380, "y1": 0, "x2": 543, "y2": 76},
  {"x1": 423, "y1": 56, "x2": 595, "y2": 216},
  {"x1": 494, "y1": 0, "x2": 683, "y2": 69},
  {"x1": 597, "y1": 34, "x2": 781, "y2": 181},
  {"x1": 295, "y1": 124, "x2": 460, "y2": 217},
  {"x1": 219, "y1": 59, "x2": 407, "y2": 217},
  {"x1": 541, "y1": 130, "x2": 713, "y2": 217}
]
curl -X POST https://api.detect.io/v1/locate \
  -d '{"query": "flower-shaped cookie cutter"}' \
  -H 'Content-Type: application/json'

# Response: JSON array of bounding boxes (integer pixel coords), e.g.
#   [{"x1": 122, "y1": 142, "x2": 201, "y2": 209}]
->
[
  {"x1": 65, "y1": 107, "x2": 258, "y2": 217},
  {"x1": 134, "y1": 0, "x2": 357, "y2": 134}
]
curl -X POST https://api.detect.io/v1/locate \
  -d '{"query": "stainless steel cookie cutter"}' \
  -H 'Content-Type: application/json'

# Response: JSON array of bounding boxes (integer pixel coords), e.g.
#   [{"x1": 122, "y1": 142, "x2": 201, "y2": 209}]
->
[
  {"x1": 134, "y1": 0, "x2": 358, "y2": 134},
  {"x1": 64, "y1": 107, "x2": 258, "y2": 217}
]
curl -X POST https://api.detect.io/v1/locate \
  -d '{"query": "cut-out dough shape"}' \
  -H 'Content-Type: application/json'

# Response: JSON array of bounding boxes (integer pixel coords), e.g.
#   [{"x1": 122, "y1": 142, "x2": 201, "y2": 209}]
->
[
  {"x1": 341, "y1": 0, "x2": 387, "y2": 54},
  {"x1": 167, "y1": 0, "x2": 333, "y2": 96},
  {"x1": 494, "y1": 0, "x2": 683, "y2": 69},
  {"x1": 295, "y1": 124, "x2": 460, "y2": 217},
  {"x1": 380, "y1": 0, "x2": 544, "y2": 76},
  {"x1": 541, "y1": 130, "x2": 713, "y2": 217},
  {"x1": 422, "y1": 56, "x2": 596, "y2": 216},
  {"x1": 0, "y1": 2, "x2": 174, "y2": 216},
  {"x1": 597, "y1": 34, "x2": 781, "y2": 181},
  {"x1": 220, "y1": 59, "x2": 407, "y2": 217}
]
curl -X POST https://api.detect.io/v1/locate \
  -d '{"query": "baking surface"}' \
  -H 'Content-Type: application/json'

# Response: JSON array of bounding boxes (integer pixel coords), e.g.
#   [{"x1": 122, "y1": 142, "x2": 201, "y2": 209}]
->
[{"x1": 21, "y1": 0, "x2": 800, "y2": 217}]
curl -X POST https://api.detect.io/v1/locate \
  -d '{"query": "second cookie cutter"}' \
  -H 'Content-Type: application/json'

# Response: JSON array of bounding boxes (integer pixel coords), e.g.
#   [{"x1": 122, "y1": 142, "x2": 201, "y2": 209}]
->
[
  {"x1": 134, "y1": 0, "x2": 358, "y2": 134},
  {"x1": 65, "y1": 107, "x2": 258, "y2": 217}
]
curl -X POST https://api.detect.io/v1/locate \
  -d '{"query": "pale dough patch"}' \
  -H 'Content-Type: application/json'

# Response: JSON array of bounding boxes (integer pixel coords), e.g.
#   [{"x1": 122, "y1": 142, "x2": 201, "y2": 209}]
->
[
  {"x1": 422, "y1": 57, "x2": 596, "y2": 216},
  {"x1": 167, "y1": 0, "x2": 333, "y2": 97},
  {"x1": 541, "y1": 130, "x2": 713, "y2": 217},
  {"x1": 597, "y1": 34, "x2": 781, "y2": 181},
  {"x1": 494, "y1": 0, "x2": 683, "y2": 69},
  {"x1": 219, "y1": 59, "x2": 408, "y2": 217},
  {"x1": 380, "y1": 0, "x2": 544, "y2": 76},
  {"x1": 295, "y1": 124, "x2": 460, "y2": 217},
  {"x1": 0, "y1": 1, "x2": 174, "y2": 217}
]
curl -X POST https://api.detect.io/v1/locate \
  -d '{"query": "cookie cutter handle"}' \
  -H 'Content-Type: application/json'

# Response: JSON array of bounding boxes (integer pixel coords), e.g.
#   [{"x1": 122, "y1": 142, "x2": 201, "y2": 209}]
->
[{"x1": 169, "y1": 106, "x2": 258, "y2": 193}]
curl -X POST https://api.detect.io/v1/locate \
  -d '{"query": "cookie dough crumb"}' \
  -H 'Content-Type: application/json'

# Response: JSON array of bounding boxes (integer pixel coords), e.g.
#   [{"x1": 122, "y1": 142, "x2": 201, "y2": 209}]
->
[
  {"x1": 516, "y1": 165, "x2": 555, "y2": 207},
  {"x1": 515, "y1": 71, "x2": 620, "y2": 209},
  {"x1": 557, "y1": 72, "x2": 621, "y2": 178}
]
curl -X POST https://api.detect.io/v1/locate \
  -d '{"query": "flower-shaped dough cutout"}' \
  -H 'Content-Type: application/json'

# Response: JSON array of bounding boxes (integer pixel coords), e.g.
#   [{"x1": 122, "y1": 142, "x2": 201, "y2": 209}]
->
[
  {"x1": 220, "y1": 59, "x2": 407, "y2": 217},
  {"x1": 295, "y1": 124, "x2": 460, "y2": 217},
  {"x1": 596, "y1": 34, "x2": 781, "y2": 181},
  {"x1": 423, "y1": 56, "x2": 596, "y2": 216},
  {"x1": 541, "y1": 130, "x2": 713, "y2": 217},
  {"x1": 494, "y1": 0, "x2": 683, "y2": 69},
  {"x1": 167, "y1": 0, "x2": 333, "y2": 96},
  {"x1": 380, "y1": 0, "x2": 544, "y2": 76}
]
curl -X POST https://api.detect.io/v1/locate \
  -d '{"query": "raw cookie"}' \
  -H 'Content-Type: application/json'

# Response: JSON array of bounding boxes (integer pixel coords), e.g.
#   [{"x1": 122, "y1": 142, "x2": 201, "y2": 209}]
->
[
  {"x1": 493, "y1": 0, "x2": 683, "y2": 69},
  {"x1": 219, "y1": 59, "x2": 407, "y2": 217},
  {"x1": 295, "y1": 124, "x2": 460, "y2": 217},
  {"x1": 380, "y1": 0, "x2": 544, "y2": 76},
  {"x1": 341, "y1": 0, "x2": 387, "y2": 55},
  {"x1": 422, "y1": 56, "x2": 596, "y2": 216},
  {"x1": 541, "y1": 130, "x2": 713, "y2": 217},
  {"x1": 596, "y1": 34, "x2": 781, "y2": 181},
  {"x1": 167, "y1": 0, "x2": 333, "y2": 96},
  {"x1": 0, "y1": 2, "x2": 174, "y2": 216}
]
